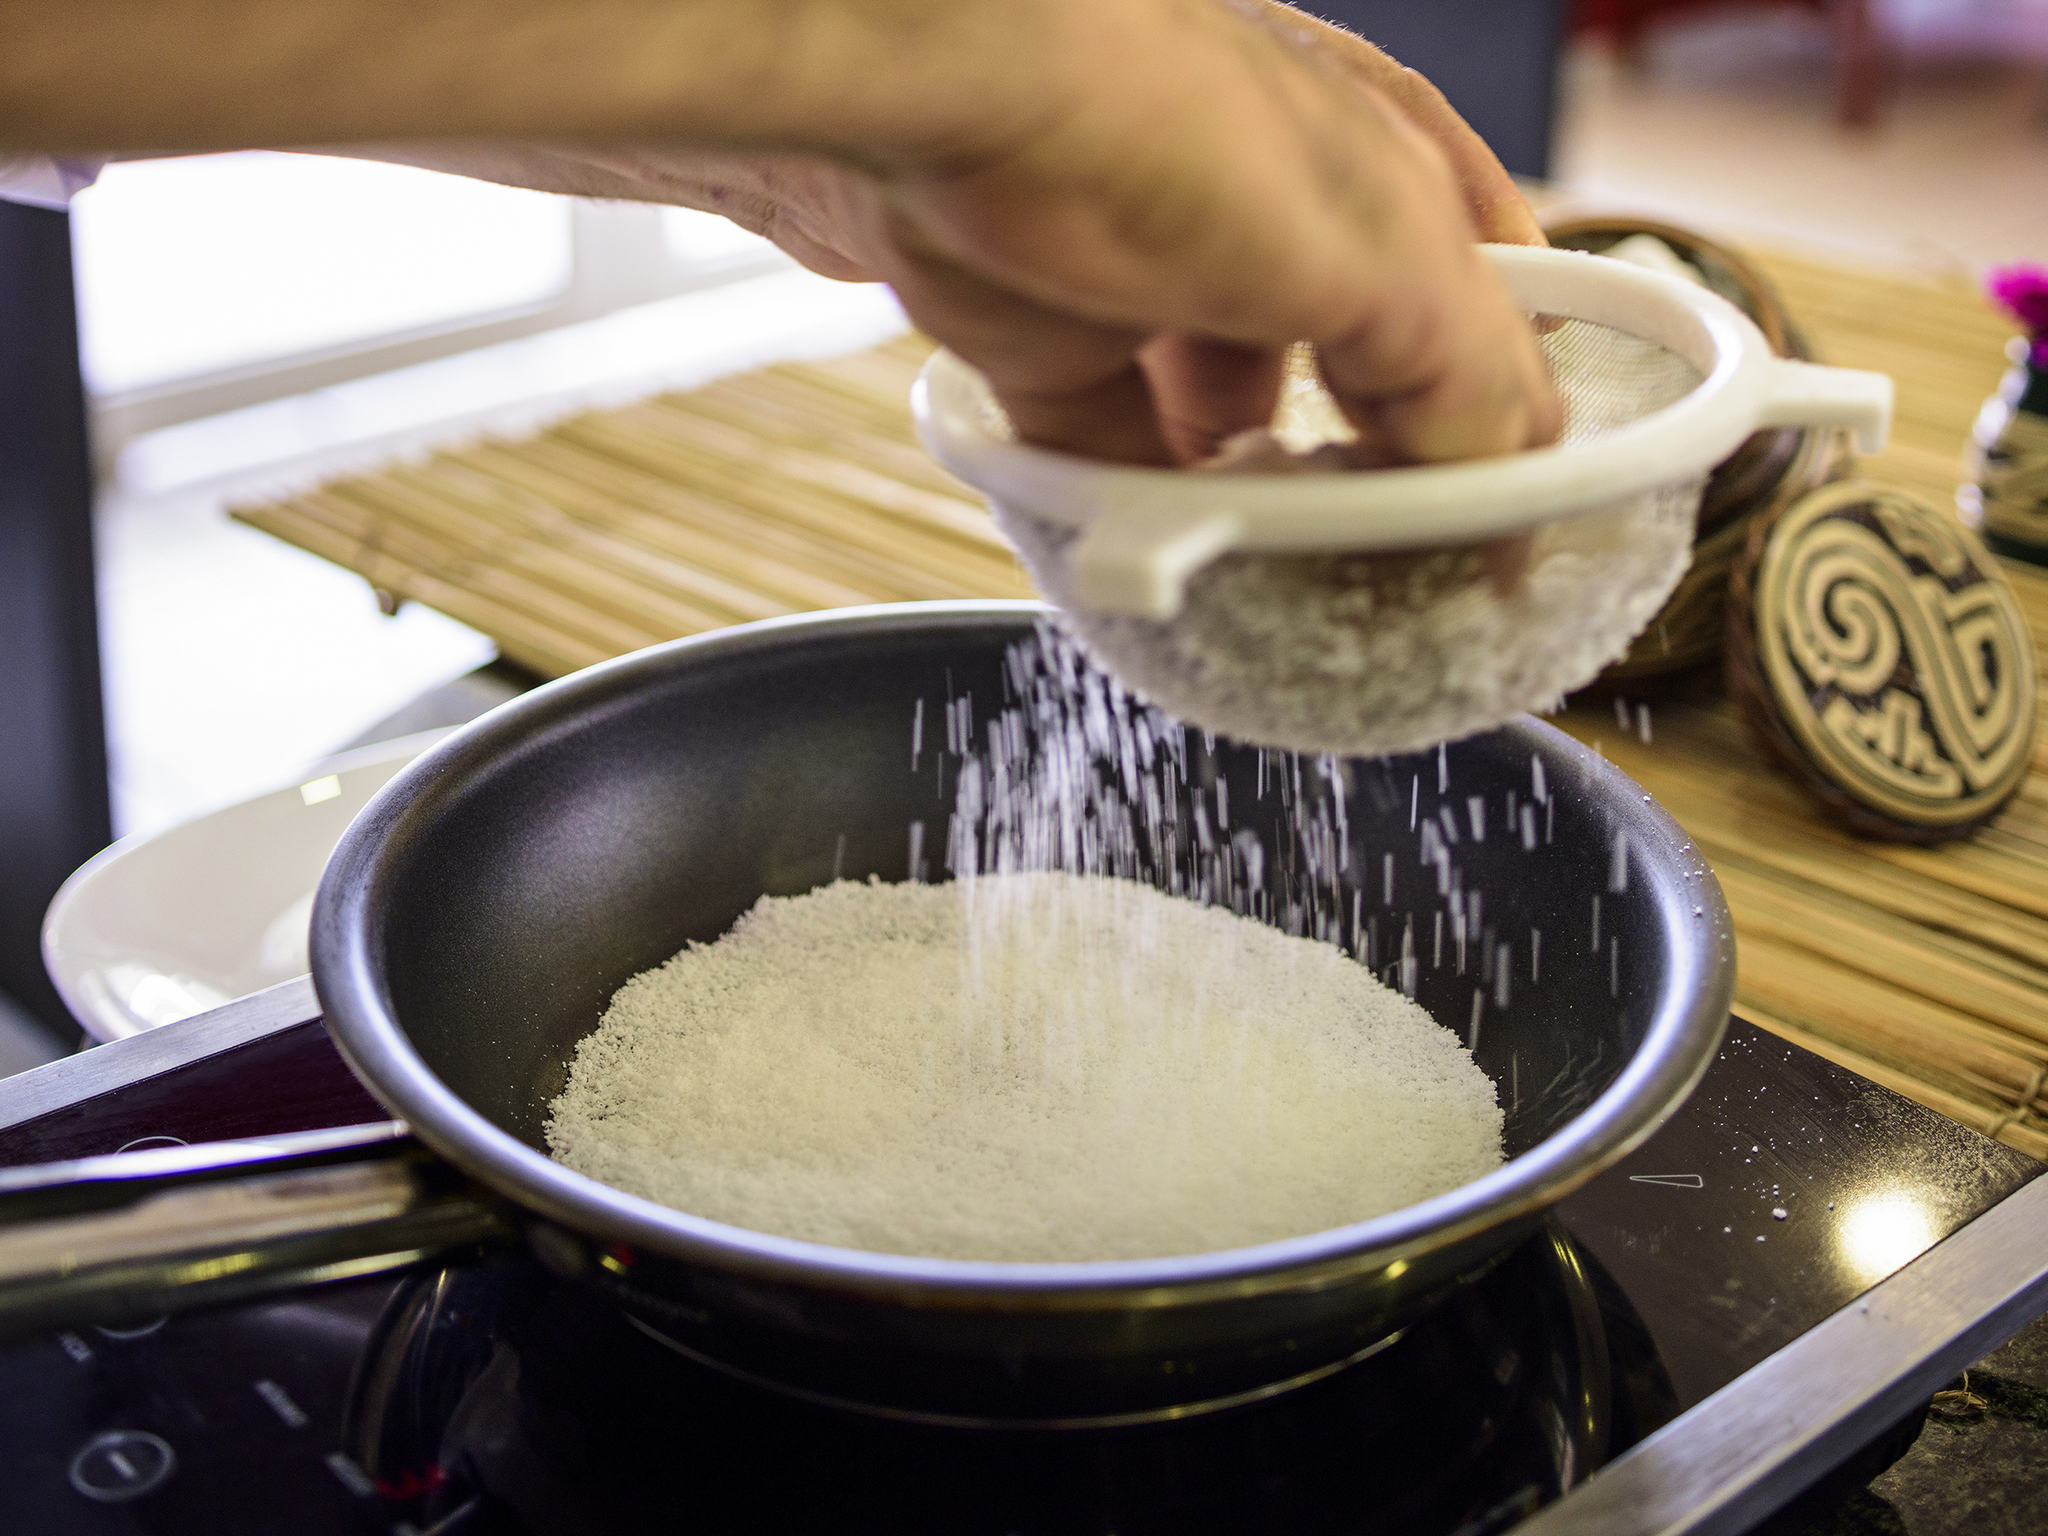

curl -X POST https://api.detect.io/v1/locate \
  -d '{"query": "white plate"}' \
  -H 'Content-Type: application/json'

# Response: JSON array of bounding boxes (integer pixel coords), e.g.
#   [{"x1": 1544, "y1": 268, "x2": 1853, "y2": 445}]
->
[{"x1": 41, "y1": 729, "x2": 447, "y2": 1041}]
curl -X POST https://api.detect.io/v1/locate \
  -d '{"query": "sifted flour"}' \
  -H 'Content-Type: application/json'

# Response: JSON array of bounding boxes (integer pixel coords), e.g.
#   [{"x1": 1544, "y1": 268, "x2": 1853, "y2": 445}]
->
[{"x1": 544, "y1": 872, "x2": 1503, "y2": 1263}]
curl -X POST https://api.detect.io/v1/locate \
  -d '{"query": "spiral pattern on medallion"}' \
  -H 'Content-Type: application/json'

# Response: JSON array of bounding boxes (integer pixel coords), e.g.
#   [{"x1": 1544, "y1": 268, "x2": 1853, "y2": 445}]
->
[{"x1": 1755, "y1": 485, "x2": 2034, "y2": 827}]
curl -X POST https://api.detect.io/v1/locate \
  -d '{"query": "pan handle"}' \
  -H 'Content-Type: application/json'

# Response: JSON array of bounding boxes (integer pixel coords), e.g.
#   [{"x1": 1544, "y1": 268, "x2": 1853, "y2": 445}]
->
[{"x1": 0, "y1": 1123, "x2": 516, "y2": 1342}]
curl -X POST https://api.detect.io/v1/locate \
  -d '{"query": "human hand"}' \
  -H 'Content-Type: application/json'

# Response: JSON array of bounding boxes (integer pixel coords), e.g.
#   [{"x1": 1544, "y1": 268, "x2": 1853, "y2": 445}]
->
[
  {"x1": 421, "y1": 0, "x2": 1562, "y2": 469},
  {"x1": 13, "y1": 0, "x2": 1555, "y2": 469}
]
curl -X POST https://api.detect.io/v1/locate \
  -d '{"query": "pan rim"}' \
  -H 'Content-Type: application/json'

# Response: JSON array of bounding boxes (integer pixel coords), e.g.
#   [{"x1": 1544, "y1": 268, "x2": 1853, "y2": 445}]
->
[{"x1": 313, "y1": 600, "x2": 1734, "y2": 1306}]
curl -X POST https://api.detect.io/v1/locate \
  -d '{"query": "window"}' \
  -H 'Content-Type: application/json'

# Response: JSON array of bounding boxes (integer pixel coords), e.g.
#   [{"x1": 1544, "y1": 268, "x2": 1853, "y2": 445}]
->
[{"x1": 73, "y1": 152, "x2": 787, "y2": 464}]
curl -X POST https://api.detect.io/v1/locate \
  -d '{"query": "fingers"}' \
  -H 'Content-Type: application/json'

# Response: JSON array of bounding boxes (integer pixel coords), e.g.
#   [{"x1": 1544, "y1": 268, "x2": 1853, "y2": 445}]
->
[
  {"x1": 1138, "y1": 335, "x2": 1288, "y2": 464},
  {"x1": 893, "y1": 255, "x2": 1286, "y2": 466},
  {"x1": 1318, "y1": 259, "x2": 1561, "y2": 464},
  {"x1": 1296, "y1": 109, "x2": 1559, "y2": 463},
  {"x1": 1250, "y1": 2, "x2": 1547, "y2": 248},
  {"x1": 998, "y1": 361, "x2": 1174, "y2": 467},
  {"x1": 883, "y1": 234, "x2": 1177, "y2": 465}
]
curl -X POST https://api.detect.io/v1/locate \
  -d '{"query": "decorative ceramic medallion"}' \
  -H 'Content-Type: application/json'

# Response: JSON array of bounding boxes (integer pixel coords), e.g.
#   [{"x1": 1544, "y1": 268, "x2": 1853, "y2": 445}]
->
[{"x1": 1731, "y1": 481, "x2": 2037, "y2": 840}]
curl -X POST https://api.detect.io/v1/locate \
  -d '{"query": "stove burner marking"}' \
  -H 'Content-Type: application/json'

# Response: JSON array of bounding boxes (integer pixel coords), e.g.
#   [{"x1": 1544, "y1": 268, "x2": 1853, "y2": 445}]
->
[
  {"x1": 255, "y1": 1378, "x2": 309, "y2": 1428},
  {"x1": 1628, "y1": 1173, "x2": 1705, "y2": 1188},
  {"x1": 69, "y1": 1430, "x2": 176, "y2": 1503},
  {"x1": 324, "y1": 1450, "x2": 377, "y2": 1499}
]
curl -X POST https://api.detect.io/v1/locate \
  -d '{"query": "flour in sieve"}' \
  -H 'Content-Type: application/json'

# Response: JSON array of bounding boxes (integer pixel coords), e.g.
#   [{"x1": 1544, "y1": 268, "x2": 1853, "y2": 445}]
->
[
  {"x1": 544, "y1": 872, "x2": 1503, "y2": 1263},
  {"x1": 997, "y1": 318, "x2": 1707, "y2": 757}
]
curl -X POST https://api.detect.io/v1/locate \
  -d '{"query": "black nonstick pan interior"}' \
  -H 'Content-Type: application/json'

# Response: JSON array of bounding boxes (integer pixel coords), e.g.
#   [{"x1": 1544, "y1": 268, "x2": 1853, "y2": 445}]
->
[
  {"x1": 312, "y1": 600, "x2": 1729, "y2": 1421},
  {"x1": 358, "y1": 604, "x2": 1719, "y2": 1165}
]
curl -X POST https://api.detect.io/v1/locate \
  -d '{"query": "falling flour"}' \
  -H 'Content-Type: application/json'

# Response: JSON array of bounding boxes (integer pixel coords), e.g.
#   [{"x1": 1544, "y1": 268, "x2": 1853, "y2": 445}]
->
[{"x1": 544, "y1": 871, "x2": 1503, "y2": 1263}]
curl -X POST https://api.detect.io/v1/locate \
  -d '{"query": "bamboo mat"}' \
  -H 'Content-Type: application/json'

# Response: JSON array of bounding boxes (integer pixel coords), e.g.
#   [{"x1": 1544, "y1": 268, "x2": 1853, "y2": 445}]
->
[
  {"x1": 232, "y1": 252, "x2": 2048, "y2": 1159},
  {"x1": 233, "y1": 333, "x2": 1033, "y2": 680}
]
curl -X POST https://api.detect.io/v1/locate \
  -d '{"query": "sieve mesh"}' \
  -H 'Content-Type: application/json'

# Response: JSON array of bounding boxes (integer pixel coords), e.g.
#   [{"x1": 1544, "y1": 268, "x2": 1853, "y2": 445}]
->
[
  {"x1": 1271, "y1": 317, "x2": 1705, "y2": 458},
  {"x1": 1537, "y1": 316, "x2": 1705, "y2": 446}
]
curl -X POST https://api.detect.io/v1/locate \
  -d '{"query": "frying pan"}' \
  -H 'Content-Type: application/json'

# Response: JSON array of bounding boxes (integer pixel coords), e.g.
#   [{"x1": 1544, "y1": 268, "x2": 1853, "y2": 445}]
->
[{"x1": 0, "y1": 602, "x2": 1733, "y2": 1425}]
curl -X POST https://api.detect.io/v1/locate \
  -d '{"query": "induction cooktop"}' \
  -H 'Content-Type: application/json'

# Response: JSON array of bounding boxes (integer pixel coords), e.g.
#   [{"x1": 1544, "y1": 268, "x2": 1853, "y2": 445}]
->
[{"x1": 0, "y1": 978, "x2": 2043, "y2": 1535}]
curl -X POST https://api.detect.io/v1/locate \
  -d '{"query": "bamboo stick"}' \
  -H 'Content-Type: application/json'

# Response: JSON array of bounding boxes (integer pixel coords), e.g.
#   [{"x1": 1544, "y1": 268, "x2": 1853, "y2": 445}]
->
[
  {"x1": 1714, "y1": 862, "x2": 2048, "y2": 1046},
  {"x1": 564, "y1": 403, "x2": 1011, "y2": 559},
  {"x1": 234, "y1": 500, "x2": 615, "y2": 677},
  {"x1": 1873, "y1": 841, "x2": 2048, "y2": 920},
  {"x1": 451, "y1": 435, "x2": 958, "y2": 605},
  {"x1": 664, "y1": 403, "x2": 940, "y2": 501},
  {"x1": 443, "y1": 440, "x2": 896, "y2": 611},
  {"x1": 662, "y1": 385, "x2": 970, "y2": 500},
  {"x1": 386, "y1": 458, "x2": 803, "y2": 626},
  {"x1": 1707, "y1": 843, "x2": 2048, "y2": 996},
  {"x1": 1734, "y1": 929, "x2": 2046, "y2": 1106},
  {"x1": 292, "y1": 486, "x2": 665, "y2": 658},
  {"x1": 335, "y1": 471, "x2": 758, "y2": 636},
  {"x1": 1557, "y1": 712, "x2": 2048, "y2": 970},
  {"x1": 549, "y1": 416, "x2": 1027, "y2": 597}
]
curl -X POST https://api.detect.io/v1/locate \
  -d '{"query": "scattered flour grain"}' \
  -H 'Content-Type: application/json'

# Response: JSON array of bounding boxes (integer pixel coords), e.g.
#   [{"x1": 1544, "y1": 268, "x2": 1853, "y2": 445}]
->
[{"x1": 544, "y1": 872, "x2": 1503, "y2": 1262}]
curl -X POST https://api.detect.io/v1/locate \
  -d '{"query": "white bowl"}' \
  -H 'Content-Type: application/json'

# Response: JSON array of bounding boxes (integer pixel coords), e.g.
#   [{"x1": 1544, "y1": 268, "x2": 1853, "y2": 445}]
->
[{"x1": 42, "y1": 730, "x2": 447, "y2": 1041}]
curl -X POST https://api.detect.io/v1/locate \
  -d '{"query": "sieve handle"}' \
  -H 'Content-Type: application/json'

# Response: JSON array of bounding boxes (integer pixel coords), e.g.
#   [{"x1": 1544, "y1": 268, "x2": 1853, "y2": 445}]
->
[
  {"x1": 1070, "y1": 505, "x2": 1243, "y2": 620},
  {"x1": 1755, "y1": 358, "x2": 1894, "y2": 453}
]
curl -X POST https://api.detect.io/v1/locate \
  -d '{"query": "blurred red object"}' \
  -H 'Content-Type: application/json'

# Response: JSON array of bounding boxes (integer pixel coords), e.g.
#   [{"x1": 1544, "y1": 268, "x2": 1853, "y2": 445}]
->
[
  {"x1": 1575, "y1": 0, "x2": 1824, "y2": 50},
  {"x1": 1572, "y1": 0, "x2": 1884, "y2": 125}
]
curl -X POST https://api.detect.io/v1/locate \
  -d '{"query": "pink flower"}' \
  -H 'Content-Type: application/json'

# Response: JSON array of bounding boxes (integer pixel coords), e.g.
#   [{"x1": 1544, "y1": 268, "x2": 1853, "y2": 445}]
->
[{"x1": 1988, "y1": 265, "x2": 2048, "y2": 335}]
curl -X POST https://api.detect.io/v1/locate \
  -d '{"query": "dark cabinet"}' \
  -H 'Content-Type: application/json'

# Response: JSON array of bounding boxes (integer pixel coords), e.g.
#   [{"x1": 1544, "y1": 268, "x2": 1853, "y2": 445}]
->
[{"x1": 1304, "y1": 0, "x2": 1569, "y2": 179}]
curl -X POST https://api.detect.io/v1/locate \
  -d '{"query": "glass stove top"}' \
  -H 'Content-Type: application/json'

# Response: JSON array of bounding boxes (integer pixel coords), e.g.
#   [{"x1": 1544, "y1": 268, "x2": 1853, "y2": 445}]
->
[{"x1": 0, "y1": 1012, "x2": 2035, "y2": 1534}]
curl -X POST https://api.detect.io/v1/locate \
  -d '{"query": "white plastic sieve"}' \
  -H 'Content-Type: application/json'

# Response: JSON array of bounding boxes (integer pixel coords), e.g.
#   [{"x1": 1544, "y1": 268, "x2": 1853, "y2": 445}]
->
[
  {"x1": 912, "y1": 243, "x2": 1892, "y2": 620},
  {"x1": 908, "y1": 242, "x2": 1894, "y2": 757}
]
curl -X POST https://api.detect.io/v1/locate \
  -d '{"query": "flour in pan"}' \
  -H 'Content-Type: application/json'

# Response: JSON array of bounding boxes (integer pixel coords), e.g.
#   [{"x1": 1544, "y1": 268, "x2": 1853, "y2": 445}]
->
[{"x1": 544, "y1": 872, "x2": 1502, "y2": 1262}]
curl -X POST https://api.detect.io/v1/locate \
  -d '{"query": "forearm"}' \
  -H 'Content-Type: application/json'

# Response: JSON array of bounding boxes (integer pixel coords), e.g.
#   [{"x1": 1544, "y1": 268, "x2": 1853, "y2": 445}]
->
[
  {"x1": 316, "y1": 142, "x2": 667, "y2": 203},
  {"x1": 0, "y1": 0, "x2": 1077, "y2": 167}
]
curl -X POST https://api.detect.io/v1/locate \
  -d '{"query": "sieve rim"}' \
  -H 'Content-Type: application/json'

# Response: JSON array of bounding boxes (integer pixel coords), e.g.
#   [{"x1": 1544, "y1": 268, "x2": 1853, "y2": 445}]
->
[{"x1": 914, "y1": 243, "x2": 1770, "y2": 555}]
